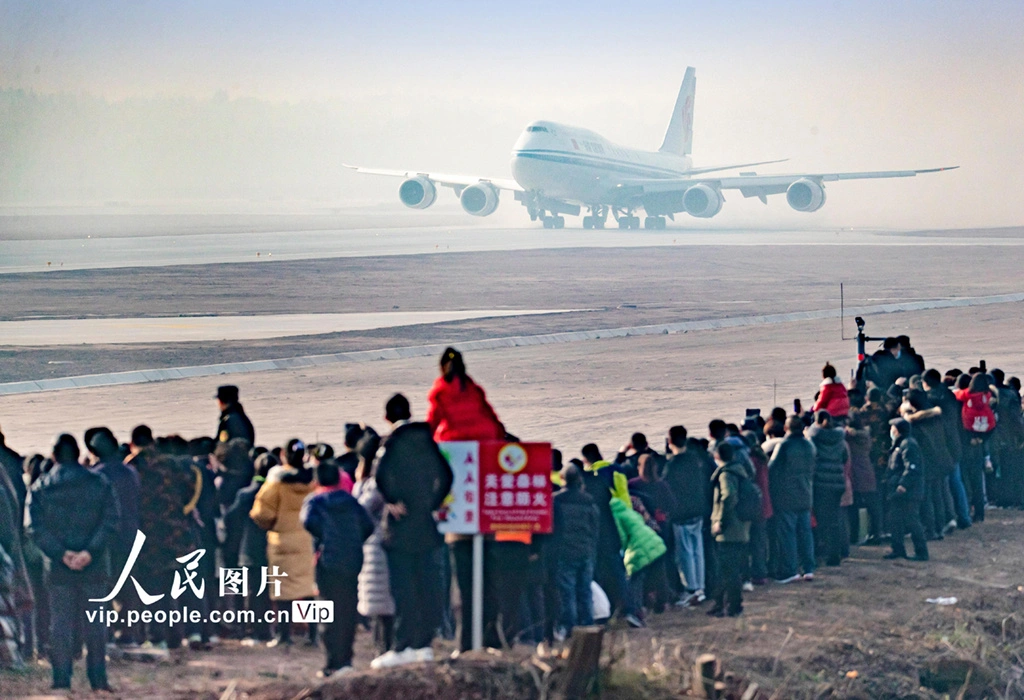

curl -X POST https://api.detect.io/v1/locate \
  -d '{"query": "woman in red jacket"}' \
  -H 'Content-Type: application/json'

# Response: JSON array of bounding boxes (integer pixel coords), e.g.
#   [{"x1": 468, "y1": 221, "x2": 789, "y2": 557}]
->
[
  {"x1": 812, "y1": 363, "x2": 850, "y2": 420},
  {"x1": 426, "y1": 348, "x2": 505, "y2": 442}
]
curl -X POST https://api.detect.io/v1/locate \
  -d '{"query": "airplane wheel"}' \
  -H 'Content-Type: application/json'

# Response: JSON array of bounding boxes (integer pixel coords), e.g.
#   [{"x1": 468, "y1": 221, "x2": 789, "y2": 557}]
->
[
  {"x1": 594, "y1": 219, "x2": 605, "y2": 229},
  {"x1": 582, "y1": 216, "x2": 593, "y2": 229},
  {"x1": 542, "y1": 217, "x2": 553, "y2": 229},
  {"x1": 644, "y1": 217, "x2": 657, "y2": 229},
  {"x1": 554, "y1": 216, "x2": 565, "y2": 229},
  {"x1": 631, "y1": 216, "x2": 641, "y2": 229},
  {"x1": 617, "y1": 218, "x2": 629, "y2": 229}
]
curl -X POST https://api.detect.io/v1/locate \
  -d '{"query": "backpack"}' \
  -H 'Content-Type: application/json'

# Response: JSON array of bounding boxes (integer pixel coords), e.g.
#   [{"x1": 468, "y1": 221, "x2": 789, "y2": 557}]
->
[{"x1": 735, "y1": 474, "x2": 763, "y2": 522}]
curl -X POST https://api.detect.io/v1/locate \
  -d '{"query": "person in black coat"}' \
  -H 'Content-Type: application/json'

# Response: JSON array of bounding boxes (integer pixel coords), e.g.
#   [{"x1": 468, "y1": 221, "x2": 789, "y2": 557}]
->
[
  {"x1": 223, "y1": 453, "x2": 276, "y2": 642},
  {"x1": 27, "y1": 434, "x2": 119, "y2": 691},
  {"x1": 85, "y1": 427, "x2": 140, "y2": 645},
  {"x1": 923, "y1": 370, "x2": 972, "y2": 529},
  {"x1": 884, "y1": 419, "x2": 928, "y2": 561},
  {"x1": 371, "y1": 393, "x2": 453, "y2": 667},
  {"x1": 901, "y1": 389, "x2": 955, "y2": 540},
  {"x1": 663, "y1": 427, "x2": 711, "y2": 603},
  {"x1": 808, "y1": 411, "x2": 849, "y2": 567},
  {"x1": 767, "y1": 417, "x2": 818, "y2": 582},
  {"x1": 552, "y1": 465, "x2": 599, "y2": 632},
  {"x1": 301, "y1": 461, "x2": 374, "y2": 677},
  {"x1": 215, "y1": 385, "x2": 256, "y2": 446}
]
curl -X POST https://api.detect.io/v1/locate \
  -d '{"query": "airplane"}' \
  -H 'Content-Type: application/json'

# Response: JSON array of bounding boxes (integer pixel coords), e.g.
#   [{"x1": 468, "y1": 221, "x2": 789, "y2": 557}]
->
[{"x1": 345, "y1": 67, "x2": 957, "y2": 230}]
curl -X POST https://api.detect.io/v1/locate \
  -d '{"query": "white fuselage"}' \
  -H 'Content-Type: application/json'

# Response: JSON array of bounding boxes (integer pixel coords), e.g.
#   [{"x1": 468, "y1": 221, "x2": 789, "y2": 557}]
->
[{"x1": 510, "y1": 120, "x2": 694, "y2": 204}]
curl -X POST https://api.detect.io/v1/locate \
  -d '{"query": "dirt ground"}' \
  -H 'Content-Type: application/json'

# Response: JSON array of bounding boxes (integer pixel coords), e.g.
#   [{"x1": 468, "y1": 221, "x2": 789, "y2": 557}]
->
[
  {"x1": 4, "y1": 510, "x2": 1024, "y2": 699},
  {"x1": 3, "y1": 232, "x2": 1024, "y2": 697}
]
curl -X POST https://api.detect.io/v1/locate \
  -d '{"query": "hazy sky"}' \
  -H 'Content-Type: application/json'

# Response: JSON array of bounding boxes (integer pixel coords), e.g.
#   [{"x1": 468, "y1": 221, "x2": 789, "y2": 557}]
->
[{"x1": 2, "y1": 1, "x2": 1023, "y2": 227}]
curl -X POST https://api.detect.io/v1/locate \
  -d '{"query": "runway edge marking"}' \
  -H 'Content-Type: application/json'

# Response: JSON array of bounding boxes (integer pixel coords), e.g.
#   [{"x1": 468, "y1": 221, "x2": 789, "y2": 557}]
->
[{"x1": 2, "y1": 292, "x2": 1023, "y2": 397}]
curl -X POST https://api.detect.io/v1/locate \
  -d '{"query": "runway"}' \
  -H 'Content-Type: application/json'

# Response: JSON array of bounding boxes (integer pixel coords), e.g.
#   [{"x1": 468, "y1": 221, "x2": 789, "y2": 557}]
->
[
  {"x1": 3, "y1": 292, "x2": 1022, "y2": 396},
  {"x1": 0, "y1": 309, "x2": 575, "y2": 346},
  {"x1": 3, "y1": 224, "x2": 1023, "y2": 274}
]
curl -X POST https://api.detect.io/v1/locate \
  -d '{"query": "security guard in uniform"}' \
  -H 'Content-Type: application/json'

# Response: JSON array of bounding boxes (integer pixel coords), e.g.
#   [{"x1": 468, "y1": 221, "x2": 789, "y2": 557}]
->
[{"x1": 216, "y1": 385, "x2": 255, "y2": 445}]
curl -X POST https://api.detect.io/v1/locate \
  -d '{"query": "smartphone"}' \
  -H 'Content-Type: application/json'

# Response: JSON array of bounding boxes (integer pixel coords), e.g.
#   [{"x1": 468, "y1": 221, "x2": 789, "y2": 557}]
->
[{"x1": 793, "y1": 398, "x2": 803, "y2": 415}]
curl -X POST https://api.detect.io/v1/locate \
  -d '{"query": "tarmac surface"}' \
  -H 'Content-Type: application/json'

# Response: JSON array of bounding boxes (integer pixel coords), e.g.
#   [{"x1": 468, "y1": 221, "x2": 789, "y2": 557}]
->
[
  {"x1": 0, "y1": 309, "x2": 573, "y2": 346},
  {"x1": 2, "y1": 220, "x2": 1023, "y2": 273}
]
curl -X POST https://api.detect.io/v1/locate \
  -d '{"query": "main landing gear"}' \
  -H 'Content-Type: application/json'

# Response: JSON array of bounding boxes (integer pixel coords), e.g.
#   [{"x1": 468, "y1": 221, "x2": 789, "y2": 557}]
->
[
  {"x1": 582, "y1": 205, "x2": 608, "y2": 230},
  {"x1": 644, "y1": 216, "x2": 667, "y2": 230},
  {"x1": 542, "y1": 215, "x2": 565, "y2": 229},
  {"x1": 614, "y1": 208, "x2": 641, "y2": 230}
]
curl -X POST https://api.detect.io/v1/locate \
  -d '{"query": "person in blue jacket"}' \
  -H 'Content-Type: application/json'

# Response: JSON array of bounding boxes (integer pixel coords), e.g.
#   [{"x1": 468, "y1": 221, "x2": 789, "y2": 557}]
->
[{"x1": 301, "y1": 460, "x2": 374, "y2": 678}]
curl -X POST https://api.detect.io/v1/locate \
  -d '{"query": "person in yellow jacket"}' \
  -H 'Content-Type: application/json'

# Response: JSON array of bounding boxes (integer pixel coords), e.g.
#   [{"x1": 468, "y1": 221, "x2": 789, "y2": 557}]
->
[{"x1": 250, "y1": 439, "x2": 317, "y2": 647}]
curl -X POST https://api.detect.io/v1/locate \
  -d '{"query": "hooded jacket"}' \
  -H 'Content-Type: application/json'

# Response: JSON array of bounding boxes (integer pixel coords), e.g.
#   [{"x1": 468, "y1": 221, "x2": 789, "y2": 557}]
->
[
  {"x1": 374, "y1": 421, "x2": 454, "y2": 553},
  {"x1": 887, "y1": 434, "x2": 925, "y2": 501},
  {"x1": 813, "y1": 378, "x2": 851, "y2": 418},
  {"x1": 353, "y1": 478, "x2": 396, "y2": 617},
  {"x1": 426, "y1": 375, "x2": 505, "y2": 442},
  {"x1": 301, "y1": 486, "x2": 374, "y2": 577},
  {"x1": 954, "y1": 388, "x2": 996, "y2": 434},
  {"x1": 609, "y1": 497, "x2": 667, "y2": 576},
  {"x1": 807, "y1": 424, "x2": 849, "y2": 494},
  {"x1": 662, "y1": 441, "x2": 713, "y2": 522},
  {"x1": 250, "y1": 466, "x2": 316, "y2": 600},
  {"x1": 710, "y1": 459, "x2": 751, "y2": 544}
]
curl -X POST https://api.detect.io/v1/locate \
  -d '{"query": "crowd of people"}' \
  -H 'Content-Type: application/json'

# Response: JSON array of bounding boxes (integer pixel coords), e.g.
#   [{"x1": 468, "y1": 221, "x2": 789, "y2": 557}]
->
[{"x1": 1, "y1": 340, "x2": 1023, "y2": 690}]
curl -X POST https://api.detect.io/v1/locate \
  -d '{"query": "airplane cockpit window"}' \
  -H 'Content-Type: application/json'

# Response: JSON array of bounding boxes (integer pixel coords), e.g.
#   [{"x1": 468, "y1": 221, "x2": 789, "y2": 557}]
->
[{"x1": 526, "y1": 126, "x2": 549, "y2": 132}]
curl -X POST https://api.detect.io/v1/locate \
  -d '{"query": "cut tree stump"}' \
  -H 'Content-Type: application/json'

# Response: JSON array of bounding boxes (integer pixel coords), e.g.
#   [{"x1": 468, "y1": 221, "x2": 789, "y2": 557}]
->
[{"x1": 553, "y1": 626, "x2": 604, "y2": 700}]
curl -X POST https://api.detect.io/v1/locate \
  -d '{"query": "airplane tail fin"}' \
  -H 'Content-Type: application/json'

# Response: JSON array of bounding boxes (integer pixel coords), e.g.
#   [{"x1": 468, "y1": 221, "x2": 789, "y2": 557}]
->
[{"x1": 659, "y1": 67, "x2": 696, "y2": 156}]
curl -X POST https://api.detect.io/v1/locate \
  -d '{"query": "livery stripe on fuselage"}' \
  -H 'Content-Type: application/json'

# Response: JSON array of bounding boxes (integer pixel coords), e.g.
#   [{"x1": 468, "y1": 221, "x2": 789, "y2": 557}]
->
[{"x1": 512, "y1": 149, "x2": 692, "y2": 180}]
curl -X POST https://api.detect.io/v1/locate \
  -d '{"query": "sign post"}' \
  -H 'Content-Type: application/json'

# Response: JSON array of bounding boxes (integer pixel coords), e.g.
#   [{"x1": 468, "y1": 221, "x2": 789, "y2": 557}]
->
[{"x1": 438, "y1": 441, "x2": 553, "y2": 651}]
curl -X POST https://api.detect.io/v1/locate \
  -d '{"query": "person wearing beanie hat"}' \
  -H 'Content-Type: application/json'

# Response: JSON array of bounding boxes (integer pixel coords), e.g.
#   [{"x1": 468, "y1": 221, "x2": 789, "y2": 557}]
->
[
  {"x1": 215, "y1": 385, "x2": 255, "y2": 446},
  {"x1": 884, "y1": 419, "x2": 928, "y2": 561}
]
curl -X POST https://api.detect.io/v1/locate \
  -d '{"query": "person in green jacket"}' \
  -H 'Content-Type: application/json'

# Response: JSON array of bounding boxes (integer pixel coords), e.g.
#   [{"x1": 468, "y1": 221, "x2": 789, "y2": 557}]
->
[
  {"x1": 609, "y1": 492, "x2": 667, "y2": 629},
  {"x1": 709, "y1": 442, "x2": 751, "y2": 617}
]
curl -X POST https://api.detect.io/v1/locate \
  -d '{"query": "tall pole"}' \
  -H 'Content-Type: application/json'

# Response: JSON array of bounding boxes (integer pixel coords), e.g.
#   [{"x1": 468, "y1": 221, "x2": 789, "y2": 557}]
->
[{"x1": 471, "y1": 533, "x2": 484, "y2": 650}]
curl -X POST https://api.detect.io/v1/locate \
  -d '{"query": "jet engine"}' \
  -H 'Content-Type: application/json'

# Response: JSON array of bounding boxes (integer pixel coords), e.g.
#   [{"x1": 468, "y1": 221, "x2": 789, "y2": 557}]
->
[
  {"x1": 460, "y1": 182, "x2": 500, "y2": 217},
  {"x1": 786, "y1": 178, "x2": 826, "y2": 212},
  {"x1": 682, "y1": 184, "x2": 723, "y2": 218},
  {"x1": 398, "y1": 177, "x2": 437, "y2": 209}
]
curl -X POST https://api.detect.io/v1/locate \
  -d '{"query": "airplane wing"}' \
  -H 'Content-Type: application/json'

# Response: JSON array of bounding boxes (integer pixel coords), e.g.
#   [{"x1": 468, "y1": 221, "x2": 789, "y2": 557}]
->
[
  {"x1": 343, "y1": 164, "x2": 524, "y2": 192},
  {"x1": 616, "y1": 166, "x2": 959, "y2": 200},
  {"x1": 680, "y1": 158, "x2": 788, "y2": 176}
]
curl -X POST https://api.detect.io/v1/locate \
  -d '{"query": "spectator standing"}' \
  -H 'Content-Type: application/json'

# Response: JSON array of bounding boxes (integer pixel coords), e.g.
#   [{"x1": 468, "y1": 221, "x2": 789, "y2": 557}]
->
[
  {"x1": 372, "y1": 394, "x2": 453, "y2": 668},
  {"x1": 215, "y1": 385, "x2": 255, "y2": 446},
  {"x1": 301, "y1": 460, "x2": 374, "y2": 678},
  {"x1": 551, "y1": 464, "x2": 599, "y2": 636},
  {"x1": 351, "y1": 429, "x2": 397, "y2": 657},
  {"x1": 708, "y1": 443, "x2": 750, "y2": 617},
  {"x1": 250, "y1": 439, "x2": 317, "y2": 647},
  {"x1": 884, "y1": 420, "x2": 929, "y2": 561},
  {"x1": 663, "y1": 426, "x2": 710, "y2": 605},
  {"x1": 768, "y1": 417, "x2": 817, "y2": 583},
  {"x1": 808, "y1": 411, "x2": 849, "y2": 567},
  {"x1": 27, "y1": 434, "x2": 118, "y2": 691}
]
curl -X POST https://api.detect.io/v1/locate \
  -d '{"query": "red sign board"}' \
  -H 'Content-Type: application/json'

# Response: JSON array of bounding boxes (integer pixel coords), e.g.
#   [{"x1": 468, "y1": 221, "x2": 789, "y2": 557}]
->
[{"x1": 478, "y1": 441, "x2": 553, "y2": 534}]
